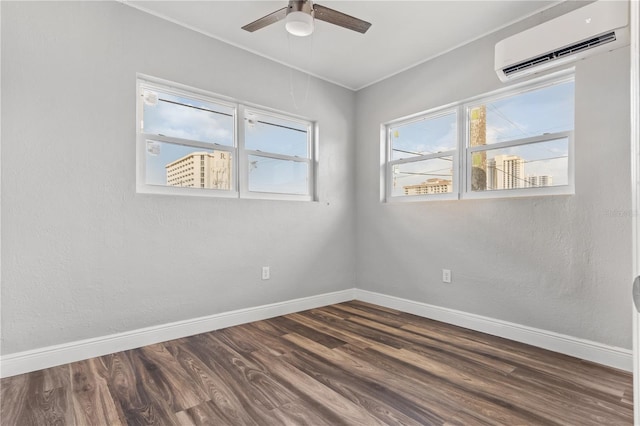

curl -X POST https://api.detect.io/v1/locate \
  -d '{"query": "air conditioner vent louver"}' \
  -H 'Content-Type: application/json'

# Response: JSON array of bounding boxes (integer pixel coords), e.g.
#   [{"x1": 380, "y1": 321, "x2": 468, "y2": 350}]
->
[{"x1": 503, "y1": 31, "x2": 617, "y2": 77}]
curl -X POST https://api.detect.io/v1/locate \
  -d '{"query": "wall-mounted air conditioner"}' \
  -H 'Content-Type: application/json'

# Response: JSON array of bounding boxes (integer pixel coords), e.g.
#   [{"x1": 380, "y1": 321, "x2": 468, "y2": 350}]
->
[{"x1": 495, "y1": 0, "x2": 629, "y2": 82}]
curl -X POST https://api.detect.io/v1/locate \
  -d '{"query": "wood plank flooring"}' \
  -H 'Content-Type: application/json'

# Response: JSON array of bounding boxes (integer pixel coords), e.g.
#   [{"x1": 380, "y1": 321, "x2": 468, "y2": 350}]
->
[{"x1": 1, "y1": 301, "x2": 633, "y2": 425}]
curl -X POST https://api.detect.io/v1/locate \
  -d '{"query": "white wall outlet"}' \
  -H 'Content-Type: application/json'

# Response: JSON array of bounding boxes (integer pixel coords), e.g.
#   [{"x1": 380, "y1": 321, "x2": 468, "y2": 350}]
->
[
  {"x1": 442, "y1": 269, "x2": 451, "y2": 283},
  {"x1": 262, "y1": 266, "x2": 270, "y2": 280}
]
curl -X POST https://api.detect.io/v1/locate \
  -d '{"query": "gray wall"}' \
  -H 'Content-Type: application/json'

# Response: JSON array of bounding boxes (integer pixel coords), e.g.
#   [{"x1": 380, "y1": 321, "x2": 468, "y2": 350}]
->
[
  {"x1": 1, "y1": 1, "x2": 357, "y2": 354},
  {"x1": 354, "y1": 3, "x2": 632, "y2": 349}
]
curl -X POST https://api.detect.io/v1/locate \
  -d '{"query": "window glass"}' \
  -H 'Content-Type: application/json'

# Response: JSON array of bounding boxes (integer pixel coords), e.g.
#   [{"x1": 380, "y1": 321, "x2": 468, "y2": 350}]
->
[
  {"x1": 142, "y1": 88, "x2": 234, "y2": 146},
  {"x1": 470, "y1": 137, "x2": 569, "y2": 191},
  {"x1": 244, "y1": 111, "x2": 308, "y2": 157},
  {"x1": 390, "y1": 112, "x2": 457, "y2": 160},
  {"x1": 145, "y1": 140, "x2": 233, "y2": 190},
  {"x1": 391, "y1": 157, "x2": 454, "y2": 197},
  {"x1": 248, "y1": 155, "x2": 309, "y2": 195},
  {"x1": 469, "y1": 81, "x2": 574, "y2": 146}
]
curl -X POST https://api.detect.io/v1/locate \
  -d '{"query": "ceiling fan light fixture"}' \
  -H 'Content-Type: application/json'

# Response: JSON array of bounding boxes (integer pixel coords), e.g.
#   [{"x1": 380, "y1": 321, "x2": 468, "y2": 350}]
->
[{"x1": 285, "y1": 11, "x2": 314, "y2": 36}]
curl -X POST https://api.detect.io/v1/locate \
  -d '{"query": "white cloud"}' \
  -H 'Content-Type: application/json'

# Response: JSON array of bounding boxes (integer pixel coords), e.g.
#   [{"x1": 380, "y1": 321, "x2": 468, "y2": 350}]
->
[{"x1": 146, "y1": 101, "x2": 233, "y2": 145}]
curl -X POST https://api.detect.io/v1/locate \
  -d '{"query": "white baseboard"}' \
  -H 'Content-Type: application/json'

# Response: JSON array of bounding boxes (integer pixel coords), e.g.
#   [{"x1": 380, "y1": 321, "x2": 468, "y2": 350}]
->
[
  {"x1": 2, "y1": 287, "x2": 632, "y2": 378},
  {"x1": 0, "y1": 289, "x2": 357, "y2": 378},
  {"x1": 355, "y1": 289, "x2": 633, "y2": 372}
]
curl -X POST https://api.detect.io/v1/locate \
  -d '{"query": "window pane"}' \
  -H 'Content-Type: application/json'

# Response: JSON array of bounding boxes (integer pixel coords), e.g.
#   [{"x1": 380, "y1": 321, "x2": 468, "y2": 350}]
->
[
  {"x1": 142, "y1": 88, "x2": 234, "y2": 146},
  {"x1": 390, "y1": 112, "x2": 456, "y2": 160},
  {"x1": 470, "y1": 138, "x2": 569, "y2": 192},
  {"x1": 145, "y1": 140, "x2": 232, "y2": 190},
  {"x1": 248, "y1": 155, "x2": 308, "y2": 195},
  {"x1": 245, "y1": 111, "x2": 308, "y2": 157},
  {"x1": 469, "y1": 80, "x2": 574, "y2": 146},
  {"x1": 391, "y1": 157, "x2": 453, "y2": 197}
]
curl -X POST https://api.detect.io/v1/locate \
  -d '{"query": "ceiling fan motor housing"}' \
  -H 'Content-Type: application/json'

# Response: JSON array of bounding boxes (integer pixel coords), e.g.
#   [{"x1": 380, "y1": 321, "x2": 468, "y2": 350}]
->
[{"x1": 286, "y1": 0, "x2": 315, "y2": 36}]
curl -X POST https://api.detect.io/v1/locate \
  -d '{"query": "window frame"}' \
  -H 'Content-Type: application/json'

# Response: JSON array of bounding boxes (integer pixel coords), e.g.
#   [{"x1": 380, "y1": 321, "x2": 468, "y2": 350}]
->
[
  {"x1": 385, "y1": 108, "x2": 459, "y2": 203},
  {"x1": 136, "y1": 75, "x2": 315, "y2": 201},
  {"x1": 463, "y1": 131, "x2": 574, "y2": 199},
  {"x1": 238, "y1": 105, "x2": 315, "y2": 201},
  {"x1": 382, "y1": 70, "x2": 575, "y2": 203},
  {"x1": 462, "y1": 74, "x2": 575, "y2": 199}
]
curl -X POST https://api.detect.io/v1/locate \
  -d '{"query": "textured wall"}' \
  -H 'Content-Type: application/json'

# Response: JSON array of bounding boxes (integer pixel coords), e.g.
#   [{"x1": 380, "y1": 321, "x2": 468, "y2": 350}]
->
[
  {"x1": 354, "y1": 4, "x2": 632, "y2": 349},
  {"x1": 1, "y1": 1, "x2": 357, "y2": 354}
]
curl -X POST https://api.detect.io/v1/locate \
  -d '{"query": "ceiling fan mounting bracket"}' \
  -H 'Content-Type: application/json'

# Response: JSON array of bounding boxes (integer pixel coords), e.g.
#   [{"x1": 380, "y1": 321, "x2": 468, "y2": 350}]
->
[{"x1": 287, "y1": 0, "x2": 314, "y2": 17}]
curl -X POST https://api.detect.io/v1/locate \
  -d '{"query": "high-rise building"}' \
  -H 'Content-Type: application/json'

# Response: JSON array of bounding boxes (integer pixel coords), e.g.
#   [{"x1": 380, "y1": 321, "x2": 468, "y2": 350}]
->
[
  {"x1": 403, "y1": 178, "x2": 452, "y2": 195},
  {"x1": 166, "y1": 151, "x2": 231, "y2": 190},
  {"x1": 526, "y1": 175, "x2": 553, "y2": 187},
  {"x1": 487, "y1": 154, "x2": 525, "y2": 190}
]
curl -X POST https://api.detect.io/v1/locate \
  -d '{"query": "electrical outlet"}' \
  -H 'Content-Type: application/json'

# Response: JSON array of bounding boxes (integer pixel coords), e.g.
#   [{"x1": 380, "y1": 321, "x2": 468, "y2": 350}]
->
[
  {"x1": 262, "y1": 266, "x2": 270, "y2": 280},
  {"x1": 442, "y1": 269, "x2": 451, "y2": 283}
]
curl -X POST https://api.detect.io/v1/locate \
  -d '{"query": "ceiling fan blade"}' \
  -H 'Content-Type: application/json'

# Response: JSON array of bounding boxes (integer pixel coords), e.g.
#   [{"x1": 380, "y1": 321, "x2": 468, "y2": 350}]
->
[
  {"x1": 313, "y1": 4, "x2": 371, "y2": 34},
  {"x1": 241, "y1": 6, "x2": 288, "y2": 32}
]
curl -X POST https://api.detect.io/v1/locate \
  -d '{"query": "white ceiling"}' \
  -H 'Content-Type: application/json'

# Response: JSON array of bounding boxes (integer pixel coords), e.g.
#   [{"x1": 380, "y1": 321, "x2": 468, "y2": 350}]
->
[{"x1": 126, "y1": 1, "x2": 560, "y2": 90}]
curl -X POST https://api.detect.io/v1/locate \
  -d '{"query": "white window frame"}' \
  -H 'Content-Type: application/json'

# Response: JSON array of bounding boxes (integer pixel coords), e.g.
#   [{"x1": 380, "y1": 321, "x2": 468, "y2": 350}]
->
[
  {"x1": 463, "y1": 131, "x2": 574, "y2": 199},
  {"x1": 136, "y1": 77, "x2": 239, "y2": 198},
  {"x1": 136, "y1": 75, "x2": 315, "y2": 201},
  {"x1": 382, "y1": 70, "x2": 575, "y2": 202},
  {"x1": 384, "y1": 108, "x2": 459, "y2": 203},
  {"x1": 239, "y1": 106, "x2": 315, "y2": 202},
  {"x1": 462, "y1": 74, "x2": 575, "y2": 199}
]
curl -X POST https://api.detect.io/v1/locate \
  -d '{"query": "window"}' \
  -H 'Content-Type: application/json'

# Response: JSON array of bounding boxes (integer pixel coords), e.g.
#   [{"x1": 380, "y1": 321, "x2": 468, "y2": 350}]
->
[
  {"x1": 386, "y1": 110, "x2": 458, "y2": 200},
  {"x1": 383, "y1": 71, "x2": 574, "y2": 201},
  {"x1": 465, "y1": 78, "x2": 574, "y2": 197},
  {"x1": 139, "y1": 83, "x2": 236, "y2": 196},
  {"x1": 242, "y1": 109, "x2": 313, "y2": 198},
  {"x1": 137, "y1": 76, "x2": 315, "y2": 201}
]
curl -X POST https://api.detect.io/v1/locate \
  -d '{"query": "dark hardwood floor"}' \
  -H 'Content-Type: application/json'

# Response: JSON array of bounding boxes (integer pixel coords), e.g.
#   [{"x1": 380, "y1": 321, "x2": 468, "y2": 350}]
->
[{"x1": 1, "y1": 301, "x2": 633, "y2": 425}]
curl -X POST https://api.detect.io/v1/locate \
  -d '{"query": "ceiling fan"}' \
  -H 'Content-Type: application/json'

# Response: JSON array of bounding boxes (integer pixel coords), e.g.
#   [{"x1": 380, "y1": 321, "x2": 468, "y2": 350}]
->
[{"x1": 241, "y1": 0, "x2": 372, "y2": 37}]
